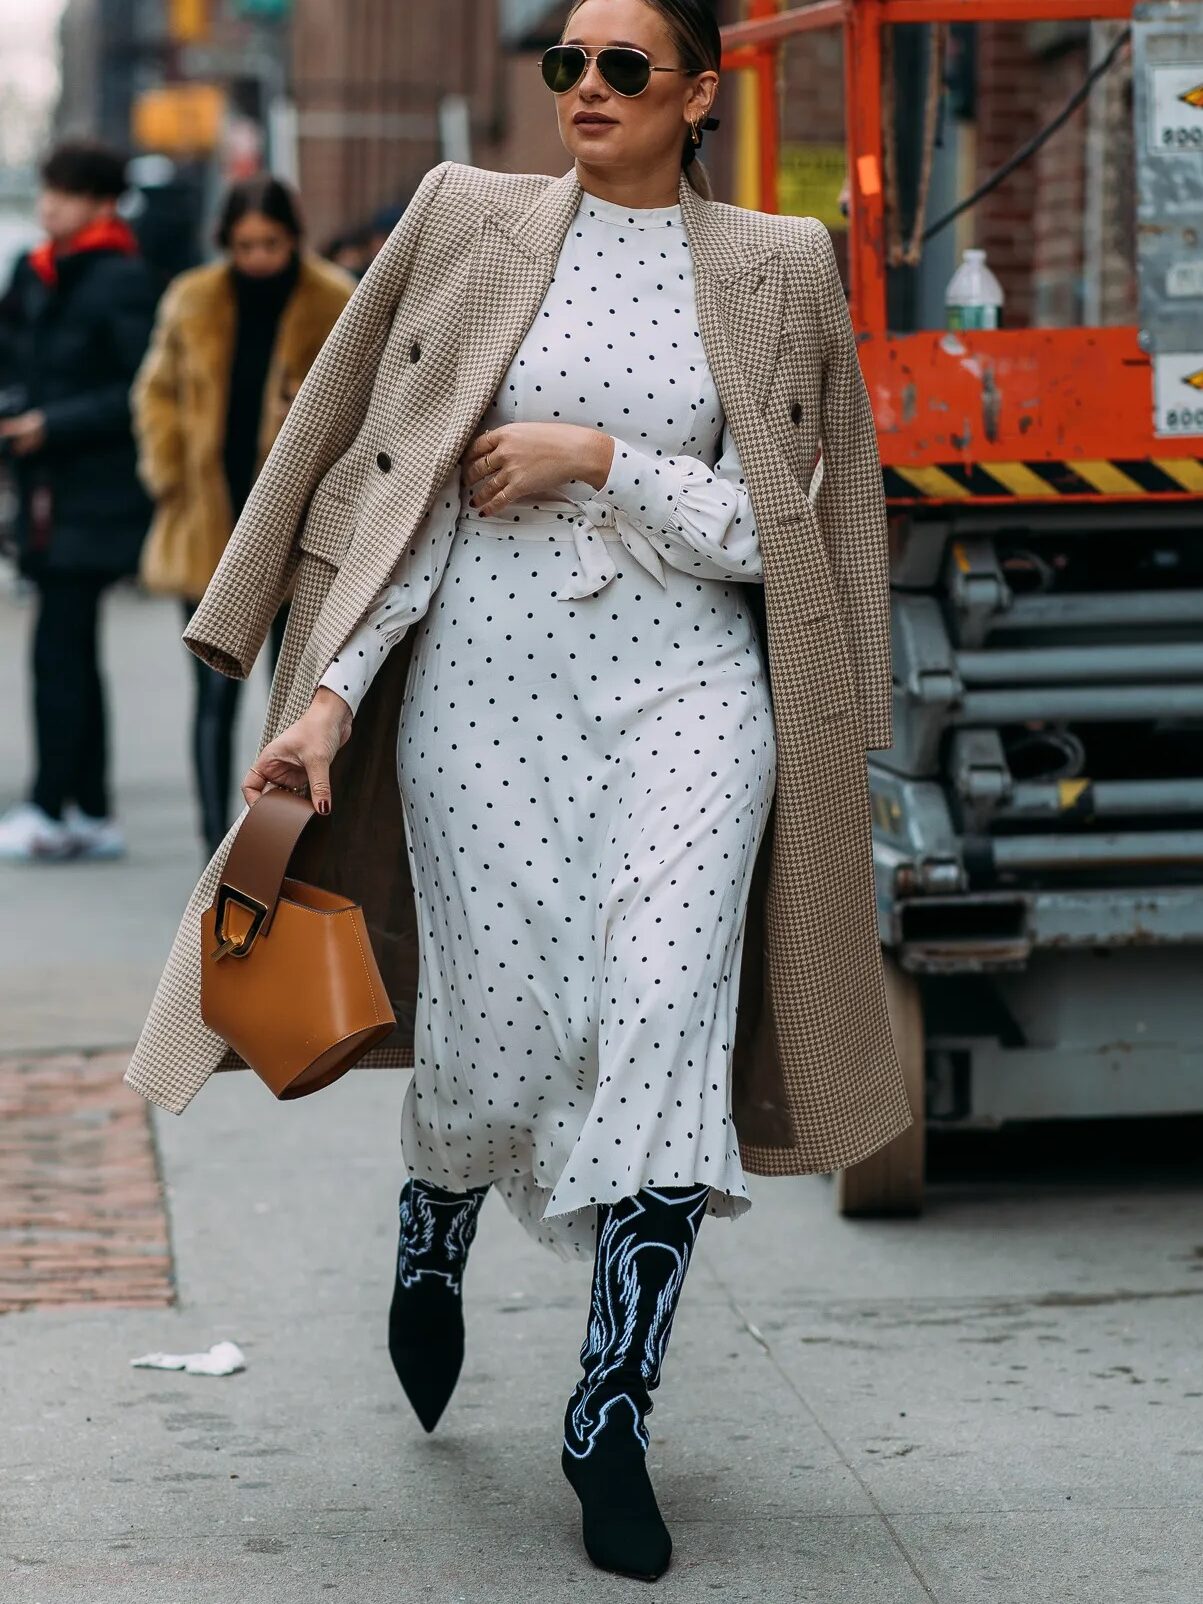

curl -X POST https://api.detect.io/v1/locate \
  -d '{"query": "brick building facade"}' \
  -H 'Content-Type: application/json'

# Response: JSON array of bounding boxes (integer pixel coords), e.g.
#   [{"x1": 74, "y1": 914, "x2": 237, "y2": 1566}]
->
[
  {"x1": 288, "y1": 0, "x2": 738, "y2": 250},
  {"x1": 290, "y1": 0, "x2": 516, "y2": 247},
  {"x1": 975, "y1": 18, "x2": 1135, "y2": 329},
  {"x1": 776, "y1": 13, "x2": 1136, "y2": 331}
]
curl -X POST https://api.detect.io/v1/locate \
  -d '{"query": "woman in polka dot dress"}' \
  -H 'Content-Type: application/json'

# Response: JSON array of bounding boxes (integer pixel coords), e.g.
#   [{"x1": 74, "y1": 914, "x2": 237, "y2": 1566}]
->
[
  {"x1": 233, "y1": 0, "x2": 831, "y2": 1584},
  {"x1": 320, "y1": 190, "x2": 773, "y2": 1243}
]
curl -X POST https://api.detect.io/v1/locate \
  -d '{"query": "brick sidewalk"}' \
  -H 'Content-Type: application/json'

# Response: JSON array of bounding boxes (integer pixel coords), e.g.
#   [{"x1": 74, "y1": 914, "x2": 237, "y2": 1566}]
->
[{"x1": 0, "y1": 1052, "x2": 175, "y2": 1314}]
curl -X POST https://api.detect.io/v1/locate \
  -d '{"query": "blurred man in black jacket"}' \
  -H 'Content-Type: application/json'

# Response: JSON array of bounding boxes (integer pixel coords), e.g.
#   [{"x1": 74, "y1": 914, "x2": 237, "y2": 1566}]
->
[{"x1": 0, "y1": 141, "x2": 156, "y2": 861}]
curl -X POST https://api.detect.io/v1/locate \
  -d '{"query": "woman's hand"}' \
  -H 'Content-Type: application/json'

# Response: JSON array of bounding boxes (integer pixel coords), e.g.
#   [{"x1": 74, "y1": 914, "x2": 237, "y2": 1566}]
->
[
  {"x1": 462, "y1": 423, "x2": 614, "y2": 517},
  {"x1": 240, "y1": 688, "x2": 353, "y2": 814},
  {"x1": 0, "y1": 410, "x2": 47, "y2": 457}
]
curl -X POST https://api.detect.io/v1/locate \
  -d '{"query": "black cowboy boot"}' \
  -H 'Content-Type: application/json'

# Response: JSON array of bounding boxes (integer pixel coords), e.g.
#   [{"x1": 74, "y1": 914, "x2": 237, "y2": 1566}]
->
[
  {"x1": 388, "y1": 1176, "x2": 490, "y2": 1432},
  {"x1": 561, "y1": 1183, "x2": 709, "y2": 1582}
]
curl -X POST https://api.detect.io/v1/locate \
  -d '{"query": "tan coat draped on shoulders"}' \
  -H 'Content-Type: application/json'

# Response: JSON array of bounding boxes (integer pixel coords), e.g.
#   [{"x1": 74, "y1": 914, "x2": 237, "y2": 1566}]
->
[
  {"x1": 125, "y1": 160, "x2": 913, "y2": 1178},
  {"x1": 131, "y1": 252, "x2": 355, "y2": 602}
]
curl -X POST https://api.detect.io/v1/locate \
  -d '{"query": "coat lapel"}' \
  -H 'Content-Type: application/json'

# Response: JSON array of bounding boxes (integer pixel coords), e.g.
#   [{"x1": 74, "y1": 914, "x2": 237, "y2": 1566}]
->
[
  {"x1": 292, "y1": 172, "x2": 587, "y2": 713},
  {"x1": 442, "y1": 168, "x2": 784, "y2": 465},
  {"x1": 442, "y1": 169, "x2": 584, "y2": 479},
  {"x1": 191, "y1": 269, "x2": 236, "y2": 464},
  {"x1": 678, "y1": 173, "x2": 783, "y2": 415},
  {"x1": 679, "y1": 174, "x2": 790, "y2": 594},
  {"x1": 413, "y1": 168, "x2": 786, "y2": 537},
  {"x1": 299, "y1": 170, "x2": 795, "y2": 717}
]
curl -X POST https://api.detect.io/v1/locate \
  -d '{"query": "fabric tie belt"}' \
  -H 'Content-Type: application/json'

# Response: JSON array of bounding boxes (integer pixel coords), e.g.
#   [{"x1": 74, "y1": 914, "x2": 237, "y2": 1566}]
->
[{"x1": 461, "y1": 499, "x2": 668, "y2": 601}]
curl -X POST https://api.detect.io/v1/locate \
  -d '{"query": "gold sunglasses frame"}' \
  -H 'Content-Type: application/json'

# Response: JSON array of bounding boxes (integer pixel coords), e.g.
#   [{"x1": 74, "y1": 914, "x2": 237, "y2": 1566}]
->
[{"x1": 540, "y1": 45, "x2": 696, "y2": 98}]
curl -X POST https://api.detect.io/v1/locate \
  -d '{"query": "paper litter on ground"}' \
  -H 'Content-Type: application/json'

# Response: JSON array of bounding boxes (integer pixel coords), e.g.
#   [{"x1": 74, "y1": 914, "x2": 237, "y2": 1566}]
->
[{"x1": 130, "y1": 1340, "x2": 246, "y2": 1376}]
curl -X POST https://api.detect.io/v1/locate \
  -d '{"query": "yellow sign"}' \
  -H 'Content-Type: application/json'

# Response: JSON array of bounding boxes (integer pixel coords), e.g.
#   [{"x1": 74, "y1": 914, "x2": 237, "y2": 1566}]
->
[
  {"x1": 1179, "y1": 83, "x2": 1203, "y2": 111},
  {"x1": 778, "y1": 142, "x2": 848, "y2": 231},
  {"x1": 132, "y1": 84, "x2": 226, "y2": 154},
  {"x1": 1183, "y1": 367, "x2": 1203, "y2": 391},
  {"x1": 1056, "y1": 778, "x2": 1091, "y2": 810},
  {"x1": 169, "y1": 0, "x2": 210, "y2": 40}
]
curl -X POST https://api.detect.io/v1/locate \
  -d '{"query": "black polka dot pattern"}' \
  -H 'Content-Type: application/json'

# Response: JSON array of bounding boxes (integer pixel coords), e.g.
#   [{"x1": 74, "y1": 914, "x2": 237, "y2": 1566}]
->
[{"x1": 318, "y1": 190, "x2": 777, "y2": 1261}]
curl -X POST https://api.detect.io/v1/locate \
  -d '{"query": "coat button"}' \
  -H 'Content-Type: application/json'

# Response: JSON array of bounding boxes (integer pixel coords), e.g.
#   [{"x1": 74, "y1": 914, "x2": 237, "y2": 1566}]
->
[
  {"x1": 409, "y1": 341, "x2": 421, "y2": 363},
  {"x1": 376, "y1": 451, "x2": 392, "y2": 472},
  {"x1": 790, "y1": 402, "x2": 803, "y2": 425}
]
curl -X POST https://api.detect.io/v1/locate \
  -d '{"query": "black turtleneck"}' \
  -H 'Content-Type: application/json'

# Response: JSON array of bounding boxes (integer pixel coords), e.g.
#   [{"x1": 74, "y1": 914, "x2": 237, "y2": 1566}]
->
[{"x1": 222, "y1": 254, "x2": 300, "y2": 519}]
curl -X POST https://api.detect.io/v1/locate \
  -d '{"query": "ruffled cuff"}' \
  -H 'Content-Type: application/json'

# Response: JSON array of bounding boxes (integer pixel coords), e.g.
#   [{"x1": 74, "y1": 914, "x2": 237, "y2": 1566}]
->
[{"x1": 598, "y1": 439, "x2": 693, "y2": 533}]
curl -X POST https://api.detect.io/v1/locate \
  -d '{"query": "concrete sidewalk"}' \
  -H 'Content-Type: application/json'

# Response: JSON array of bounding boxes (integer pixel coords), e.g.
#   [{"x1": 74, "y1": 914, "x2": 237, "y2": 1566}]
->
[
  {"x1": 3, "y1": 1076, "x2": 1200, "y2": 1603},
  {"x1": 1, "y1": 576, "x2": 1200, "y2": 1603}
]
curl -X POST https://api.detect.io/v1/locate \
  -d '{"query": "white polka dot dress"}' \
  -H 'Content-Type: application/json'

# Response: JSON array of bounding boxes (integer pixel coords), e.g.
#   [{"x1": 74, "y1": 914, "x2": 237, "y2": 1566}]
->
[{"x1": 318, "y1": 191, "x2": 776, "y2": 1259}]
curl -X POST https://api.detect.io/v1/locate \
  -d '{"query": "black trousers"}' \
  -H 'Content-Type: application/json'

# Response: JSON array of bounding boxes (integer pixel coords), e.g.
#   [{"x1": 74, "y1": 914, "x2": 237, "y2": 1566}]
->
[
  {"x1": 182, "y1": 601, "x2": 289, "y2": 856},
  {"x1": 31, "y1": 570, "x2": 113, "y2": 821}
]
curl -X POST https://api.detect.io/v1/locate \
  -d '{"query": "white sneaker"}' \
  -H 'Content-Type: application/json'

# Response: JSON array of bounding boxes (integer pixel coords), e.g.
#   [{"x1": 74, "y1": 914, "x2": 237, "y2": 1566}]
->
[
  {"x1": 0, "y1": 802, "x2": 76, "y2": 861},
  {"x1": 64, "y1": 805, "x2": 127, "y2": 861}
]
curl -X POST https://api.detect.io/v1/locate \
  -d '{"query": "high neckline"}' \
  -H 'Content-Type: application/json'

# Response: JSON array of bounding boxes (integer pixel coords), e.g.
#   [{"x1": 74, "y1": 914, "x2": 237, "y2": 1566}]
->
[
  {"x1": 576, "y1": 190, "x2": 682, "y2": 231},
  {"x1": 230, "y1": 253, "x2": 300, "y2": 311}
]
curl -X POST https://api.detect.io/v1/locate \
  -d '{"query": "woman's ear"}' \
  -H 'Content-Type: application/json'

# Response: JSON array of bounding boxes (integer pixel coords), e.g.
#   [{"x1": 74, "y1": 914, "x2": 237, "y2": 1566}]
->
[{"x1": 684, "y1": 72, "x2": 718, "y2": 124}]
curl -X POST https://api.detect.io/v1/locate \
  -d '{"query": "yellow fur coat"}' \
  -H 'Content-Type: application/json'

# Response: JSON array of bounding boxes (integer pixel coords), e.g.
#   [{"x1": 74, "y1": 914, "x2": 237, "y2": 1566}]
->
[{"x1": 132, "y1": 253, "x2": 354, "y2": 601}]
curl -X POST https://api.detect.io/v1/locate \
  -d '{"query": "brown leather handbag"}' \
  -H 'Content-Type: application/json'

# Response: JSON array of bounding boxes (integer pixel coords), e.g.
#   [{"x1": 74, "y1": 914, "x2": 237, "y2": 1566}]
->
[{"x1": 199, "y1": 788, "x2": 396, "y2": 1099}]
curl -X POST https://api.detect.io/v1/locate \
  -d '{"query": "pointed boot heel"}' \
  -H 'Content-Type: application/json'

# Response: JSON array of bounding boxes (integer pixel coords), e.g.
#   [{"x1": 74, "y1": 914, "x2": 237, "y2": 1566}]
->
[{"x1": 561, "y1": 1435, "x2": 672, "y2": 1582}]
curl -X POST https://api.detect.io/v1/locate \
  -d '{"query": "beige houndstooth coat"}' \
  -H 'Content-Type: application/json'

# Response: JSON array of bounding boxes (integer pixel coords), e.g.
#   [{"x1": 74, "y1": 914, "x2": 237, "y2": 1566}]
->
[{"x1": 125, "y1": 161, "x2": 913, "y2": 1176}]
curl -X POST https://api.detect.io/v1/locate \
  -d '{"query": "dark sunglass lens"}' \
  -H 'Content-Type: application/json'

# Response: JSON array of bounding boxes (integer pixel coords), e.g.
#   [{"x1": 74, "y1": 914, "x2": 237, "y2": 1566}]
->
[
  {"x1": 598, "y1": 47, "x2": 652, "y2": 96},
  {"x1": 541, "y1": 46, "x2": 587, "y2": 93}
]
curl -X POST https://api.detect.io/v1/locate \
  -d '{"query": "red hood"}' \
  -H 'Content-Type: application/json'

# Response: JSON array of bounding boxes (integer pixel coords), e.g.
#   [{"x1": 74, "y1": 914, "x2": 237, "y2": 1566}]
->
[{"x1": 29, "y1": 216, "x2": 139, "y2": 288}]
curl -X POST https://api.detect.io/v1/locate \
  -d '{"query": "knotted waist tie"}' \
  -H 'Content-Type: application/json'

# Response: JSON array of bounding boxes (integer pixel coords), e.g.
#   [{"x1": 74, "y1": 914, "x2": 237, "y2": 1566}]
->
[{"x1": 460, "y1": 499, "x2": 668, "y2": 601}]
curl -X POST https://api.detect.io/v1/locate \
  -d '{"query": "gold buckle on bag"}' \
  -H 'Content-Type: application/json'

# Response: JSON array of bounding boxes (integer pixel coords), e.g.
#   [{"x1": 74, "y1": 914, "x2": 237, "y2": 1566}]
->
[{"x1": 211, "y1": 886, "x2": 269, "y2": 961}]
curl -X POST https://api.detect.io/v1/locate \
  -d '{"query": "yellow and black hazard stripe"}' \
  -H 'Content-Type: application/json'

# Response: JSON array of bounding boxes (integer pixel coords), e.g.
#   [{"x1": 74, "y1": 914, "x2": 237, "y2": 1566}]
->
[{"x1": 883, "y1": 458, "x2": 1203, "y2": 500}]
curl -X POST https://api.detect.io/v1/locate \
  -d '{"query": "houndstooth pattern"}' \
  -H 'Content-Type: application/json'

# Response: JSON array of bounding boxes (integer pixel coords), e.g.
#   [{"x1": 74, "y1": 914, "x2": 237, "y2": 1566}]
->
[{"x1": 124, "y1": 161, "x2": 912, "y2": 1178}]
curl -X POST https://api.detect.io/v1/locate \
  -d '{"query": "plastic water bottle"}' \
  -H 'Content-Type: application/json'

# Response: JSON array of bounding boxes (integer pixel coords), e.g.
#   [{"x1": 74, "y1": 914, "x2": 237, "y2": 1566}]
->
[{"x1": 945, "y1": 248, "x2": 1004, "y2": 331}]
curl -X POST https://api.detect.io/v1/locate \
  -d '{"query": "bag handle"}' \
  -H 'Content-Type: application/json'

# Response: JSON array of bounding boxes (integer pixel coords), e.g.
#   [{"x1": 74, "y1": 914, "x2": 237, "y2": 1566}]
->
[{"x1": 213, "y1": 788, "x2": 320, "y2": 957}]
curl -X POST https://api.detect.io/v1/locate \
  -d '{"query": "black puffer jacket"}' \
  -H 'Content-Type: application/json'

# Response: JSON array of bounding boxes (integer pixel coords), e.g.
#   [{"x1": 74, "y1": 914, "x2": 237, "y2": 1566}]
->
[{"x1": 0, "y1": 246, "x2": 157, "y2": 577}]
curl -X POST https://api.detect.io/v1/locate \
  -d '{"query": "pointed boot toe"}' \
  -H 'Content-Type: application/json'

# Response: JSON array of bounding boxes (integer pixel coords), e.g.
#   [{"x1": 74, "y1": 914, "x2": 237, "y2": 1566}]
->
[
  {"x1": 582, "y1": 1515, "x2": 672, "y2": 1584},
  {"x1": 393, "y1": 1341, "x2": 463, "y2": 1433},
  {"x1": 388, "y1": 1279, "x2": 465, "y2": 1432},
  {"x1": 388, "y1": 1178, "x2": 489, "y2": 1433}
]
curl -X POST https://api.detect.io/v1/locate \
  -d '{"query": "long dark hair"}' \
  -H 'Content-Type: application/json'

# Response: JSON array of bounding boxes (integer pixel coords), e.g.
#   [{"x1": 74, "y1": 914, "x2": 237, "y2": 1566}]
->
[
  {"x1": 215, "y1": 175, "x2": 305, "y2": 251},
  {"x1": 563, "y1": 0, "x2": 721, "y2": 198}
]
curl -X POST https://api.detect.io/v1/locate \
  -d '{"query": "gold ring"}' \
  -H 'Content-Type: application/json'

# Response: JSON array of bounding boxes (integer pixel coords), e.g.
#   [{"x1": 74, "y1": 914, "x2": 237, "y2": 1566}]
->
[{"x1": 484, "y1": 453, "x2": 494, "y2": 473}]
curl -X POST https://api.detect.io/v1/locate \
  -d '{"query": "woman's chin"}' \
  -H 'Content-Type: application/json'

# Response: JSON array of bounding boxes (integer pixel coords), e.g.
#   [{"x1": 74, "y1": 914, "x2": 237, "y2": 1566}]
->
[{"x1": 565, "y1": 131, "x2": 628, "y2": 165}]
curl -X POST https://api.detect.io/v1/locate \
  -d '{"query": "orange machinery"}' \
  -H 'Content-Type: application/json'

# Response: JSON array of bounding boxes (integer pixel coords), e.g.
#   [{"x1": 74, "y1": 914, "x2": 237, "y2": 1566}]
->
[
  {"x1": 722, "y1": 0, "x2": 1203, "y2": 502},
  {"x1": 720, "y1": 2, "x2": 1203, "y2": 1215}
]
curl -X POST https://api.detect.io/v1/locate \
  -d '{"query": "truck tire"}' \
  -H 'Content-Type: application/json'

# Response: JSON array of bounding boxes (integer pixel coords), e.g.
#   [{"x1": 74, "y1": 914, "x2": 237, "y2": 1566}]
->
[{"x1": 836, "y1": 952, "x2": 926, "y2": 1217}]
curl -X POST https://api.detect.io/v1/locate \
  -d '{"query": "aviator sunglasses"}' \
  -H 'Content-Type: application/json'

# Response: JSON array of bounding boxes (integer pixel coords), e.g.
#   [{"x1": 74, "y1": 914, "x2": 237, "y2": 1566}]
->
[{"x1": 540, "y1": 44, "x2": 695, "y2": 98}]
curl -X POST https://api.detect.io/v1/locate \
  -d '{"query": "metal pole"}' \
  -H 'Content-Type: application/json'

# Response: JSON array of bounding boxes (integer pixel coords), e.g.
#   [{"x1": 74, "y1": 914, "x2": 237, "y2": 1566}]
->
[
  {"x1": 723, "y1": 0, "x2": 846, "y2": 49},
  {"x1": 957, "y1": 642, "x2": 1203, "y2": 686},
  {"x1": 845, "y1": 0, "x2": 888, "y2": 333},
  {"x1": 956, "y1": 684, "x2": 1203, "y2": 722},
  {"x1": 986, "y1": 831, "x2": 1203, "y2": 871},
  {"x1": 751, "y1": 0, "x2": 781, "y2": 213}
]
